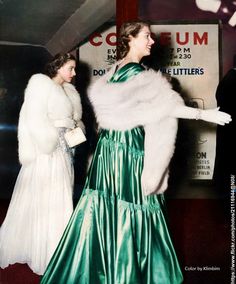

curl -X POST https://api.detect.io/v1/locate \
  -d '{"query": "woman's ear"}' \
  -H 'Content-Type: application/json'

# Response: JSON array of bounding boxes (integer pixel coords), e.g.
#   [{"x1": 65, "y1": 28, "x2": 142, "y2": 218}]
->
[
  {"x1": 128, "y1": 34, "x2": 134, "y2": 41},
  {"x1": 128, "y1": 35, "x2": 134, "y2": 47}
]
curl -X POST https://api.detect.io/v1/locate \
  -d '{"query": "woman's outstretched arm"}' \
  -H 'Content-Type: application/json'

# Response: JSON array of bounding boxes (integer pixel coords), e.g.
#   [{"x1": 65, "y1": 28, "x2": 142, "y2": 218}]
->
[{"x1": 172, "y1": 105, "x2": 232, "y2": 125}]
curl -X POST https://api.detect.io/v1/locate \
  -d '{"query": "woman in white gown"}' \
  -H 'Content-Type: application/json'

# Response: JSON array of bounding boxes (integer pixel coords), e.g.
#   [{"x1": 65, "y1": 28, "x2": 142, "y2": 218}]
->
[{"x1": 0, "y1": 53, "x2": 84, "y2": 275}]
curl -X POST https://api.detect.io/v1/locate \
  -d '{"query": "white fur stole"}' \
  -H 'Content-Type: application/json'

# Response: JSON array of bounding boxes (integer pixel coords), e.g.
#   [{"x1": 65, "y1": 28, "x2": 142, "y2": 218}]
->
[
  {"x1": 88, "y1": 66, "x2": 184, "y2": 195},
  {"x1": 18, "y1": 74, "x2": 82, "y2": 164}
]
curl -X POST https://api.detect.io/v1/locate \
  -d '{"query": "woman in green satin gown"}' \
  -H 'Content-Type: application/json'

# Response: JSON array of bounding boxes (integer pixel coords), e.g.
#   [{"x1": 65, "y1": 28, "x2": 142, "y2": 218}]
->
[
  {"x1": 40, "y1": 21, "x2": 231, "y2": 284},
  {"x1": 41, "y1": 20, "x2": 183, "y2": 284}
]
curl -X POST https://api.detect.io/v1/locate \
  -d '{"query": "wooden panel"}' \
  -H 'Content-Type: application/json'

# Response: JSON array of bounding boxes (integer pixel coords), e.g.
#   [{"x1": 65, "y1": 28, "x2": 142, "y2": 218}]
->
[{"x1": 116, "y1": 0, "x2": 138, "y2": 33}]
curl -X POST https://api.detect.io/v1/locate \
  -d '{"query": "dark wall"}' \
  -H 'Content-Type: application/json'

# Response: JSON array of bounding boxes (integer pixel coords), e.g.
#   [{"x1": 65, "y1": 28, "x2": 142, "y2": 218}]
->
[{"x1": 0, "y1": 45, "x2": 51, "y2": 198}]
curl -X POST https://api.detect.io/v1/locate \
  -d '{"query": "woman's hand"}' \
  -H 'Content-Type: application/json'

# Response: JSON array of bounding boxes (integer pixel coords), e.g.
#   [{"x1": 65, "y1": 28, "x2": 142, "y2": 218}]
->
[
  {"x1": 76, "y1": 120, "x2": 86, "y2": 134},
  {"x1": 200, "y1": 107, "x2": 232, "y2": 125},
  {"x1": 54, "y1": 118, "x2": 75, "y2": 129}
]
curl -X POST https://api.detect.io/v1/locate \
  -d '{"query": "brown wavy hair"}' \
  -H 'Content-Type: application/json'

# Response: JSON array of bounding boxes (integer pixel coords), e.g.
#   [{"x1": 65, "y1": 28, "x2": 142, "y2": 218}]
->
[
  {"x1": 117, "y1": 20, "x2": 151, "y2": 59},
  {"x1": 44, "y1": 53, "x2": 76, "y2": 78}
]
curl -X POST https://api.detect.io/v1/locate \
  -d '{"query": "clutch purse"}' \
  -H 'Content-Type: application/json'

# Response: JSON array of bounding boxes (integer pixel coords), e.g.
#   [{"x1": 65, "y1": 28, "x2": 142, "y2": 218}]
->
[{"x1": 64, "y1": 127, "x2": 86, "y2": 148}]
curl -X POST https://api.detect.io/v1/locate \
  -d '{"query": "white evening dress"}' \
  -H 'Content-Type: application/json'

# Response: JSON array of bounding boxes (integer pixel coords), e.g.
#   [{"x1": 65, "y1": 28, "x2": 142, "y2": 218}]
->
[{"x1": 0, "y1": 127, "x2": 74, "y2": 275}]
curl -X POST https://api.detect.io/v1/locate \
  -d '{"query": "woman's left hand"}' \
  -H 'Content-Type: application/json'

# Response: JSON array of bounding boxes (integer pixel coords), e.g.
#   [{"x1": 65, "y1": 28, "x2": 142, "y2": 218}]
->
[{"x1": 54, "y1": 118, "x2": 75, "y2": 129}]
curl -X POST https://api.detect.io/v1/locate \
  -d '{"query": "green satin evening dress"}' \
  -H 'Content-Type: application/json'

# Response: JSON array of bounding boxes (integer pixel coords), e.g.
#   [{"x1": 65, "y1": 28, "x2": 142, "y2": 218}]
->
[{"x1": 41, "y1": 63, "x2": 183, "y2": 284}]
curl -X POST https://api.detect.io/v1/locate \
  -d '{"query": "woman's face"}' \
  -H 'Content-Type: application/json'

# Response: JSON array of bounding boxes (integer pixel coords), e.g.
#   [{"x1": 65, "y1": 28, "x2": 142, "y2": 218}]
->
[
  {"x1": 128, "y1": 26, "x2": 154, "y2": 59},
  {"x1": 57, "y1": 59, "x2": 76, "y2": 83}
]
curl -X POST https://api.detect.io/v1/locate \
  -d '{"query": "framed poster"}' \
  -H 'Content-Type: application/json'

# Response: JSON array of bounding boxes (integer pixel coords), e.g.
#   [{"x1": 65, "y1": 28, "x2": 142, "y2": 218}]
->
[{"x1": 150, "y1": 21, "x2": 221, "y2": 180}]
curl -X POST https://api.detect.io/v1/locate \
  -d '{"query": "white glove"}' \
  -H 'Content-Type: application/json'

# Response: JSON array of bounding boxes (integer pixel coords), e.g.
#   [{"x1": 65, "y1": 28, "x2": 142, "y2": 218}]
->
[
  {"x1": 54, "y1": 118, "x2": 75, "y2": 129},
  {"x1": 200, "y1": 107, "x2": 232, "y2": 125}
]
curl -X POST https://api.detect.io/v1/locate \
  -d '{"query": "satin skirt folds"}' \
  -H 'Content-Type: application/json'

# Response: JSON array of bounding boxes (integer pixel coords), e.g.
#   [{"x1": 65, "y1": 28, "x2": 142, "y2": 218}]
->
[{"x1": 41, "y1": 128, "x2": 183, "y2": 284}]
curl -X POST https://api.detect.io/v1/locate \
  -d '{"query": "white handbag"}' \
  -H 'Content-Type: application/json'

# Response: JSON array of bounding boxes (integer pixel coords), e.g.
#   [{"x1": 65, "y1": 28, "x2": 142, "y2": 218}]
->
[{"x1": 64, "y1": 127, "x2": 86, "y2": 148}]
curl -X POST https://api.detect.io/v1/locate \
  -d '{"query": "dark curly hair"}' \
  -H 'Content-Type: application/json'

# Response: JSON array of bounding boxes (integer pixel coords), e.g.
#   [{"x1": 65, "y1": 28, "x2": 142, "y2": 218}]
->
[
  {"x1": 117, "y1": 20, "x2": 151, "y2": 59},
  {"x1": 44, "y1": 53, "x2": 76, "y2": 78}
]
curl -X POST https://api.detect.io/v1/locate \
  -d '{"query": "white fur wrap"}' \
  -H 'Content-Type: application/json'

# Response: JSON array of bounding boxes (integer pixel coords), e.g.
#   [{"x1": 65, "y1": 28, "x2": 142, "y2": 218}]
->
[
  {"x1": 18, "y1": 74, "x2": 83, "y2": 165},
  {"x1": 88, "y1": 66, "x2": 184, "y2": 195}
]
